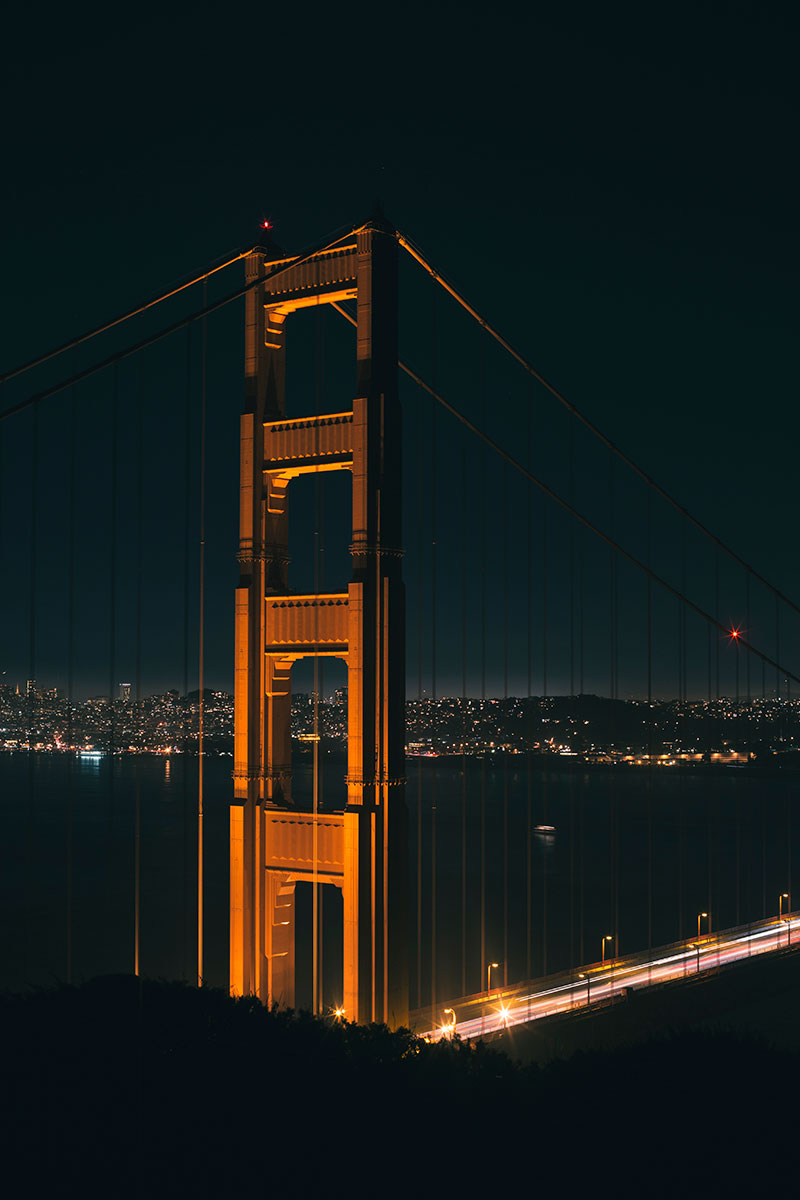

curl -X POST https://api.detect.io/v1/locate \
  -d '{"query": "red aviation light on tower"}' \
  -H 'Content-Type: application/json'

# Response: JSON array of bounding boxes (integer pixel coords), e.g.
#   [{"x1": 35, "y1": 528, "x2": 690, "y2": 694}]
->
[{"x1": 260, "y1": 218, "x2": 273, "y2": 232}]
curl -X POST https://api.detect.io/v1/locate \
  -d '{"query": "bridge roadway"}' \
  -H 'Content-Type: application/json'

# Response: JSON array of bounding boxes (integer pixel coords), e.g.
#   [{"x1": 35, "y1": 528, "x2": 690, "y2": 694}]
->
[{"x1": 411, "y1": 911, "x2": 799, "y2": 1040}]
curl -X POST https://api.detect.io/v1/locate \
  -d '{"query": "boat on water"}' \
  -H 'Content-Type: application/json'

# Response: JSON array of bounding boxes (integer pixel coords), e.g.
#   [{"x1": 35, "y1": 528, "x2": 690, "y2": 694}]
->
[
  {"x1": 534, "y1": 824, "x2": 555, "y2": 834},
  {"x1": 78, "y1": 749, "x2": 104, "y2": 761}
]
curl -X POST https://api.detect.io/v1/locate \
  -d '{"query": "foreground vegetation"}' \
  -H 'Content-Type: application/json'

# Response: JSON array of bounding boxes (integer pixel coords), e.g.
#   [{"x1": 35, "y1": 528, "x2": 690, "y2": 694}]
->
[{"x1": 1, "y1": 975, "x2": 794, "y2": 1197}]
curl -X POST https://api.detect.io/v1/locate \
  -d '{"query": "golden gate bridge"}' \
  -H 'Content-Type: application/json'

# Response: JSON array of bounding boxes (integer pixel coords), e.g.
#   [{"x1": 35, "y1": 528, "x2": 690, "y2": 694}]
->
[{"x1": 1, "y1": 211, "x2": 799, "y2": 1034}]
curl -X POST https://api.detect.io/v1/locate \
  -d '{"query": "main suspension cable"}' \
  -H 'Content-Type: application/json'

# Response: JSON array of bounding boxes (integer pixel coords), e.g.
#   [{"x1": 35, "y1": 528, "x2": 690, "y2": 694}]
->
[
  {"x1": 399, "y1": 357, "x2": 800, "y2": 688},
  {"x1": 197, "y1": 282, "x2": 207, "y2": 989},
  {"x1": 0, "y1": 248, "x2": 255, "y2": 387},
  {"x1": 1, "y1": 225, "x2": 367, "y2": 425},
  {"x1": 396, "y1": 231, "x2": 800, "y2": 621},
  {"x1": 331, "y1": 299, "x2": 794, "y2": 685}
]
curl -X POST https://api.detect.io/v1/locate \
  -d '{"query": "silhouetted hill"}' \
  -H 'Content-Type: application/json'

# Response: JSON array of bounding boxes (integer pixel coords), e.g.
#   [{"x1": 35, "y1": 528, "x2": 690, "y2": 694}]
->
[{"x1": 0, "y1": 977, "x2": 794, "y2": 1197}]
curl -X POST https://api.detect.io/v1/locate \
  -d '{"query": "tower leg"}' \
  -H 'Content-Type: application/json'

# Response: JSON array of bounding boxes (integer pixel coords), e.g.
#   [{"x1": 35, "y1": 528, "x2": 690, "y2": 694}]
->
[
  {"x1": 342, "y1": 812, "x2": 360, "y2": 1020},
  {"x1": 230, "y1": 803, "x2": 245, "y2": 996}
]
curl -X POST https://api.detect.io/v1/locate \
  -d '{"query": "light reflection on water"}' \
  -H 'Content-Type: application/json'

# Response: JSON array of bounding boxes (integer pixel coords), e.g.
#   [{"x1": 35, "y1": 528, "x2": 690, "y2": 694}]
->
[{"x1": 0, "y1": 753, "x2": 798, "y2": 1012}]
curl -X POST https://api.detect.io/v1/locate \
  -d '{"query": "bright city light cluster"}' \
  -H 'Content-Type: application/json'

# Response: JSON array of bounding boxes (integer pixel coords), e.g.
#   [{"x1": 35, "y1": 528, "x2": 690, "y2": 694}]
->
[{"x1": 3, "y1": 685, "x2": 800, "y2": 761}]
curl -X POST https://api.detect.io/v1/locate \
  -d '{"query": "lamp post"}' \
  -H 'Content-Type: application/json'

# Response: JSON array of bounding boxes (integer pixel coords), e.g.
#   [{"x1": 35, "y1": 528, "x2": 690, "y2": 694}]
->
[
  {"x1": 441, "y1": 1008, "x2": 456, "y2": 1038},
  {"x1": 482, "y1": 963, "x2": 499, "y2": 1036},
  {"x1": 780, "y1": 893, "x2": 791, "y2": 946},
  {"x1": 601, "y1": 935, "x2": 613, "y2": 966},
  {"x1": 697, "y1": 911, "x2": 708, "y2": 941}
]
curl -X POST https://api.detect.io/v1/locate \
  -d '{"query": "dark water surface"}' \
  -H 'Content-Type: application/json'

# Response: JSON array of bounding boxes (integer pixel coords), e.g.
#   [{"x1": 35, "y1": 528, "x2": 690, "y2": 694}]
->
[{"x1": 1, "y1": 753, "x2": 799, "y2": 1012}]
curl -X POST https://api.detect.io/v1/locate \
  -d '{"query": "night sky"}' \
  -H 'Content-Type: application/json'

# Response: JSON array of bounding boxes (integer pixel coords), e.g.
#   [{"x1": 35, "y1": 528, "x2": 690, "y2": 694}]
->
[{"x1": 1, "y1": 2, "x2": 798, "y2": 700}]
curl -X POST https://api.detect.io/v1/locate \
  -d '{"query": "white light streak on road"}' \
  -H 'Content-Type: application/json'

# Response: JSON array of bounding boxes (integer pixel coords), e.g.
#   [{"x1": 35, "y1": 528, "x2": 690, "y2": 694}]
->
[{"x1": 420, "y1": 914, "x2": 799, "y2": 1041}]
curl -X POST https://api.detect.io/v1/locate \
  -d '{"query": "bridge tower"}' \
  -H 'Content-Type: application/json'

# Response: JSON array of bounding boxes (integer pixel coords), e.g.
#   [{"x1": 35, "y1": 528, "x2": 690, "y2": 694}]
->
[{"x1": 229, "y1": 219, "x2": 408, "y2": 1027}]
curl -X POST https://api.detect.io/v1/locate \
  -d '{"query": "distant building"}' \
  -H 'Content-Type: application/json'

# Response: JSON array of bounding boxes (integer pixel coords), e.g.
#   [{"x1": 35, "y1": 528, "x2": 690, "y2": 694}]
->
[{"x1": 119, "y1": 682, "x2": 132, "y2": 703}]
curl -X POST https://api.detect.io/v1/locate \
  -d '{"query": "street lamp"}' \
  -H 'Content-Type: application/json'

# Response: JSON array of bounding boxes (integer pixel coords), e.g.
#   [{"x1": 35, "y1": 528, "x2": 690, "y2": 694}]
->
[
  {"x1": 482, "y1": 964, "x2": 500, "y2": 1038},
  {"x1": 780, "y1": 893, "x2": 791, "y2": 946},
  {"x1": 697, "y1": 911, "x2": 709, "y2": 941},
  {"x1": 601, "y1": 935, "x2": 613, "y2": 966},
  {"x1": 441, "y1": 1008, "x2": 456, "y2": 1038}
]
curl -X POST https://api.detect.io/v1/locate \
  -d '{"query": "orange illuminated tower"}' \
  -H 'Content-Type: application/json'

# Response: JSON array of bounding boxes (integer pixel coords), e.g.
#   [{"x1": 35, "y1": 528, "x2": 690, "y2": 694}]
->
[{"x1": 230, "y1": 218, "x2": 408, "y2": 1027}]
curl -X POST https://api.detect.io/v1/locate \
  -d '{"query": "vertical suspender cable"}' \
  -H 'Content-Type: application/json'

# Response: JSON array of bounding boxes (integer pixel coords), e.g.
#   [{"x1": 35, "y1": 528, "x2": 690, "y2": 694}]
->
[
  {"x1": 678, "y1": 525, "x2": 686, "y2": 707},
  {"x1": 66, "y1": 387, "x2": 76, "y2": 983},
  {"x1": 312, "y1": 604, "x2": 320, "y2": 1014},
  {"x1": 646, "y1": 493, "x2": 653, "y2": 966},
  {"x1": 775, "y1": 595, "x2": 780, "y2": 699},
  {"x1": 710, "y1": 551, "x2": 721, "y2": 929},
  {"x1": 568, "y1": 418, "x2": 575, "y2": 971},
  {"x1": 761, "y1": 594, "x2": 766, "y2": 917},
  {"x1": 613, "y1": 551, "x2": 619, "y2": 951},
  {"x1": 578, "y1": 509, "x2": 585, "y2": 964},
  {"x1": 108, "y1": 368, "x2": 118, "y2": 945},
  {"x1": 541, "y1": 496, "x2": 548, "y2": 975},
  {"x1": 607, "y1": 455, "x2": 616, "y2": 959},
  {"x1": 735, "y1": 576, "x2": 741, "y2": 926},
  {"x1": 416, "y1": 384, "x2": 423, "y2": 1008},
  {"x1": 461, "y1": 423, "x2": 468, "y2": 997},
  {"x1": 430, "y1": 284, "x2": 438, "y2": 1017},
  {"x1": 133, "y1": 357, "x2": 144, "y2": 1197},
  {"x1": 678, "y1": 520, "x2": 687, "y2": 940},
  {"x1": 715, "y1": 548, "x2": 720, "y2": 700},
  {"x1": 479, "y1": 339, "x2": 487, "y2": 991},
  {"x1": 569, "y1": 421, "x2": 575, "y2": 699},
  {"x1": 579, "y1": 526, "x2": 585, "y2": 696},
  {"x1": 743, "y1": 571, "x2": 751, "y2": 933},
  {"x1": 26, "y1": 402, "x2": 39, "y2": 978},
  {"x1": 312, "y1": 305, "x2": 326, "y2": 1015},
  {"x1": 0, "y1": 414, "x2": 3, "y2": 945},
  {"x1": 745, "y1": 572, "x2": 751, "y2": 705},
  {"x1": 502, "y1": 460, "x2": 509, "y2": 987},
  {"x1": 197, "y1": 285, "x2": 207, "y2": 988},
  {"x1": 786, "y1": 636, "x2": 792, "y2": 908},
  {"x1": 182, "y1": 325, "x2": 192, "y2": 980},
  {"x1": 318, "y1": 307, "x2": 327, "y2": 1014},
  {"x1": 609, "y1": 454, "x2": 618, "y2": 702},
  {"x1": 706, "y1": 613, "x2": 712, "y2": 754},
  {"x1": 542, "y1": 500, "x2": 548, "y2": 700},
  {"x1": 787, "y1": 693, "x2": 792, "y2": 911},
  {"x1": 134, "y1": 356, "x2": 144, "y2": 976},
  {"x1": 525, "y1": 389, "x2": 533, "y2": 984}
]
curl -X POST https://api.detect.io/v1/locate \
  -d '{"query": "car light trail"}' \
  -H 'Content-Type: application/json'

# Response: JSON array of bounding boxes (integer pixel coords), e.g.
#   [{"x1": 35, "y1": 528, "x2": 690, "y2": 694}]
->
[{"x1": 417, "y1": 912, "x2": 800, "y2": 1041}]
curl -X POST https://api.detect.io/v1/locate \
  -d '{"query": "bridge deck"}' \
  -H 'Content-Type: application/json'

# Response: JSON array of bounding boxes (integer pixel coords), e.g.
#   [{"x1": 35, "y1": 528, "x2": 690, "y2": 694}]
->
[{"x1": 411, "y1": 910, "x2": 799, "y2": 1040}]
